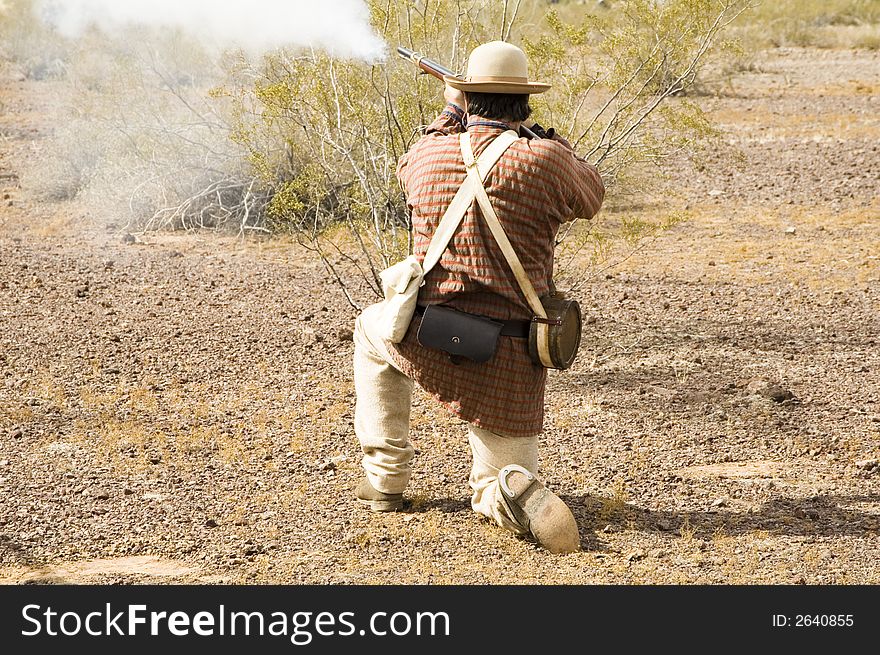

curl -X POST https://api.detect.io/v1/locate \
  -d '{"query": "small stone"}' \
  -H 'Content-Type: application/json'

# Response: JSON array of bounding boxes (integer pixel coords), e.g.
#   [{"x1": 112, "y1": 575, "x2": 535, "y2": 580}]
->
[
  {"x1": 123, "y1": 488, "x2": 134, "y2": 495},
  {"x1": 337, "y1": 328, "x2": 354, "y2": 342},
  {"x1": 625, "y1": 549, "x2": 646, "y2": 562},
  {"x1": 745, "y1": 378, "x2": 770, "y2": 394},
  {"x1": 711, "y1": 497, "x2": 728, "y2": 508},
  {"x1": 602, "y1": 524, "x2": 614, "y2": 534},
  {"x1": 708, "y1": 260, "x2": 716, "y2": 266},
  {"x1": 746, "y1": 379, "x2": 794, "y2": 402},
  {"x1": 318, "y1": 460, "x2": 337, "y2": 472},
  {"x1": 764, "y1": 385, "x2": 794, "y2": 402},
  {"x1": 121, "y1": 233, "x2": 137, "y2": 244},
  {"x1": 708, "y1": 189, "x2": 724, "y2": 197},
  {"x1": 74, "y1": 285, "x2": 89, "y2": 298},
  {"x1": 0, "y1": 460, "x2": 9, "y2": 467},
  {"x1": 784, "y1": 226, "x2": 797, "y2": 234},
  {"x1": 93, "y1": 489, "x2": 110, "y2": 500},
  {"x1": 855, "y1": 459, "x2": 878, "y2": 470},
  {"x1": 205, "y1": 519, "x2": 218, "y2": 528},
  {"x1": 9, "y1": 427, "x2": 23, "y2": 440},
  {"x1": 330, "y1": 455, "x2": 348, "y2": 466}
]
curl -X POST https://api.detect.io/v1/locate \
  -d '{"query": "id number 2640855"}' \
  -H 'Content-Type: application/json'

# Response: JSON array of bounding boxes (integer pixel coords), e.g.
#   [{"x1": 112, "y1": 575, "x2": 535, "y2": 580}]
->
[{"x1": 772, "y1": 614, "x2": 854, "y2": 628}]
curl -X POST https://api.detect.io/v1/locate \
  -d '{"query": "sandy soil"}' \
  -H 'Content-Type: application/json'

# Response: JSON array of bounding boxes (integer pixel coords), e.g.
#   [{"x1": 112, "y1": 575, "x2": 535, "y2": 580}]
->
[{"x1": 1, "y1": 47, "x2": 878, "y2": 584}]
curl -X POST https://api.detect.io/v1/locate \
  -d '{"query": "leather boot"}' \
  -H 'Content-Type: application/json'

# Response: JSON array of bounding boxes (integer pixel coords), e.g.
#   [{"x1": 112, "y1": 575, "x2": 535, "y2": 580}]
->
[
  {"x1": 498, "y1": 464, "x2": 580, "y2": 553},
  {"x1": 355, "y1": 477, "x2": 404, "y2": 512}
]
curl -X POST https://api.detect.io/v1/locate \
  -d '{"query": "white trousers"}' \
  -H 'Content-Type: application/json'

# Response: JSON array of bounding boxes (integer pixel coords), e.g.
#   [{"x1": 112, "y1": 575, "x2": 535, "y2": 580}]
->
[{"x1": 353, "y1": 304, "x2": 538, "y2": 534}]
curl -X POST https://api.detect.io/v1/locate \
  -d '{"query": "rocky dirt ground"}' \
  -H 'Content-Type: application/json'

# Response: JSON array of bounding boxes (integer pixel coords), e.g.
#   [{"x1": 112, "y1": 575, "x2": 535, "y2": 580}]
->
[{"x1": 0, "y1": 47, "x2": 878, "y2": 584}]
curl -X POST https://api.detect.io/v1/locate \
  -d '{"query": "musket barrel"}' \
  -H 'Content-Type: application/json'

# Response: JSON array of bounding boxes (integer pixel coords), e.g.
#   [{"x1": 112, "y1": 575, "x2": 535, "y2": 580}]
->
[{"x1": 396, "y1": 46, "x2": 458, "y2": 79}]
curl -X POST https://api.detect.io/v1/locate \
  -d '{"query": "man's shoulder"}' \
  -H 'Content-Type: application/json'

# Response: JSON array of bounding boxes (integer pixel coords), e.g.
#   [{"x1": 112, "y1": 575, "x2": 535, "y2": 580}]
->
[
  {"x1": 408, "y1": 131, "x2": 574, "y2": 168},
  {"x1": 411, "y1": 129, "x2": 463, "y2": 155},
  {"x1": 498, "y1": 135, "x2": 578, "y2": 177},
  {"x1": 514, "y1": 136, "x2": 574, "y2": 161}
]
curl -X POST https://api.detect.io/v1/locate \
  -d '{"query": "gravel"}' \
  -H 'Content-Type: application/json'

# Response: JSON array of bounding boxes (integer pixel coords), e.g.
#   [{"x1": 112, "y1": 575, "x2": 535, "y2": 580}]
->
[{"x1": 1, "y1": 49, "x2": 878, "y2": 584}]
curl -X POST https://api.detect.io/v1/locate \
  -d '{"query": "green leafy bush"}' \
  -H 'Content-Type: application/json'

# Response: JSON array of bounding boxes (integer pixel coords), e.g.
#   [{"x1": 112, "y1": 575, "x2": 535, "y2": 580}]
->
[
  {"x1": 225, "y1": 0, "x2": 750, "y2": 305},
  {"x1": 5, "y1": 0, "x2": 753, "y2": 307}
]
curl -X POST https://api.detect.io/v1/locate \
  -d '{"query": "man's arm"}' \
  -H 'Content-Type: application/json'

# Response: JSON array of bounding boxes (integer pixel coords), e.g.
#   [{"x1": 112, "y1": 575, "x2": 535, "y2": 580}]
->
[
  {"x1": 397, "y1": 85, "x2": 467, "y2": 192},
  {"x1": 429, "y1": 101, "x2": 467, "y2": 135},
  {"x1": 549, "y1": 136, "x2": 605, "y2": 221},
  {"x1": 433, "y1": 83, "x2": 467, "y2": 135}
]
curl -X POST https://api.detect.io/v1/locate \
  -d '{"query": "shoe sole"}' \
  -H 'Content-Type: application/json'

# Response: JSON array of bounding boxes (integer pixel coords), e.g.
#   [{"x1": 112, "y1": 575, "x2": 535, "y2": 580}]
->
[
  {"x1": 357, "y1": 497, "x2": 404, "y2": 512},
  {"x1": 520, "y1": 486, "x2": 580, "y2": 554},
  {"x1": 502, "y1": 469, "x2": 580, "y2": 554}
]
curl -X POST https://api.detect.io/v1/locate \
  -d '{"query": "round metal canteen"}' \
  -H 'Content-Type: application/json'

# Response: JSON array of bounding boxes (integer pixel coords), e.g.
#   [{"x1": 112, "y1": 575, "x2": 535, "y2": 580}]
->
[{"x1": 528, "y1": 296, "x2": 582, "y2": 370}]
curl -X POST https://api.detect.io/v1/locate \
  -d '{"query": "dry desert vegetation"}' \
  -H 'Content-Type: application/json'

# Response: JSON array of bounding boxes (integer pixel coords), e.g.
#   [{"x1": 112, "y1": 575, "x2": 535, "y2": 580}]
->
[{"x1": 0, "y1": 26, "x2": 878, "y2": 582}]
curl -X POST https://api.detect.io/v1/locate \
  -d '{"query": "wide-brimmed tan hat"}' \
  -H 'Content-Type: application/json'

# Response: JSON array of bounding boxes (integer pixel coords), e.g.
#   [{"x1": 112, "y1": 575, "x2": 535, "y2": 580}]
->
[{"x1": 444, "y1": 41, "x2": 550, "y2": 94}]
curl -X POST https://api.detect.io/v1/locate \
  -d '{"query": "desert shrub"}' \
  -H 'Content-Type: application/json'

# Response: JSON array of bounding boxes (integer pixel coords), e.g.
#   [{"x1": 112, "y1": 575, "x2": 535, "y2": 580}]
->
[
  {"x1": 733, "y1": 0, "x2": 880, "y2": 49},
  {"x1": 853, "y1": 30, "x2": 880, "y2": 49},
  {"x1": 0, "y1": 0, "x2": 70, "y2": 78},
  {"x1": 12, "y1": 18, "x2": 265, "y2": 231},
  {"x1": 745, "y1": 0, "x2": 880, "y2": 27},
  {"x1": 5, "y1": 0, "x2": 752, "y2": 308},
  {"x1": 226, "y1": 0, "x2": 750, "y2": 306},
  {"x1": 222, "y1": 0, "x2": 523, "y2": 299}
]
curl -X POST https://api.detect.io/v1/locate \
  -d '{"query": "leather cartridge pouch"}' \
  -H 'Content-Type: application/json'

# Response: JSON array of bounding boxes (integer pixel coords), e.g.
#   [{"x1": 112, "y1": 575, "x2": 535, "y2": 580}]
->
[
  {"x1": 416, "y1": 304, "x2": 504, "y2": 363},
  {"x1": 528, "y1": 293, "x2": 582, "y2": 370}
]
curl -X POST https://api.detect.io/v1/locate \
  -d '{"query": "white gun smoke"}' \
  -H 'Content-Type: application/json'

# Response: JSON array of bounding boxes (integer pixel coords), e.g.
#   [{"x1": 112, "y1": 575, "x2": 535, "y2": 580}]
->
[
  {"x1": 35, "y1": 0, "x2": 386, "y2": 61},
  {"x1": 10, "y1": 0, "x2": 388, "y2": 232}
]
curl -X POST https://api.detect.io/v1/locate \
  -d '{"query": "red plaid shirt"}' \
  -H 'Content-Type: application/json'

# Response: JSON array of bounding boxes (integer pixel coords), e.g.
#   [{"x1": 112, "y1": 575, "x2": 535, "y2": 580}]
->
[{"x1": 386, "y1": 104, "x2": 605, "y2": 437}]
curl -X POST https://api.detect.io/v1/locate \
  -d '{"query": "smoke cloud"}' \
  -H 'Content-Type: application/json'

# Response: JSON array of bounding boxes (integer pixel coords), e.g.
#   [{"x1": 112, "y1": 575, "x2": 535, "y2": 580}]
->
[{"x1": 34, "y1": 0, "x2": 387, "y2": 61}]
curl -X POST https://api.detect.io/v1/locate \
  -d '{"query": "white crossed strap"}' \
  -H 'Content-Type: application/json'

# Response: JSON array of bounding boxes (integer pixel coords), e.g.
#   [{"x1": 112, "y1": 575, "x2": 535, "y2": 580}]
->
[
  {"x1": 416, "y1": 128, "x2": 557, "y2": 367},
  {"x1": 461, "y1": 131, "x2": 560, "y2": 368},
  {"x1": 459, "y1": 131, "x2": 548, "y2": 321},
  {"x1": 420, "y1": 130, "x2": 520, "y2": 277}
]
